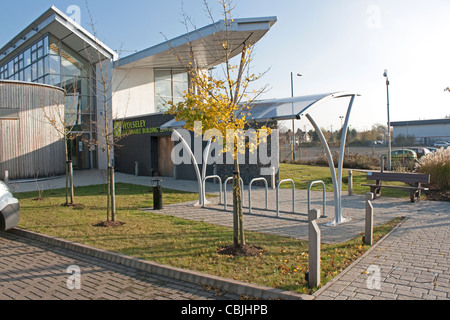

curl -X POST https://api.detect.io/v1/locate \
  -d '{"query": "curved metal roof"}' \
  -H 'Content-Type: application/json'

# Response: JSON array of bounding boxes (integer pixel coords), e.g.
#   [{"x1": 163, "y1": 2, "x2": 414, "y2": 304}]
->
[
  {"x1": 117, "y1": 17, "x2": 277, "y2": 70},
  {"x1": 160, "y1": 91, "x2": 360, "y2": 129}
]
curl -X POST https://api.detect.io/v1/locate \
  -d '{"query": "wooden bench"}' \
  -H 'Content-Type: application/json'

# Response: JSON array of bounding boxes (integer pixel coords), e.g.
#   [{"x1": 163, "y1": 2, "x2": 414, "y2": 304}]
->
[{"x1": 361, "y1": 171, "x2": 430, "y2": 203}]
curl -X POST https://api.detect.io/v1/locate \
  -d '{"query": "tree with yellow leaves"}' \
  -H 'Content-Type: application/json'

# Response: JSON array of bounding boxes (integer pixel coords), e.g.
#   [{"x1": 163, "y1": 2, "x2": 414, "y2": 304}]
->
[{"x1": 165, "y1": 0, "x2": 270, "y2": 250}]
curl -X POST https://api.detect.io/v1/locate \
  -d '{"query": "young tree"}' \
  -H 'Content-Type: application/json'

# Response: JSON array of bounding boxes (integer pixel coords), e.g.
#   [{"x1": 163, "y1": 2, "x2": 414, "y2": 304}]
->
[
  {"x1": 84, "y1": 3, "x2": 129, "y2": 225},
  {"x1": 41, "y1": 82, "x2": 81, "y2": 206},
  {"x1": 165, "y1": 0, "x2": 270, "y2": 249}
]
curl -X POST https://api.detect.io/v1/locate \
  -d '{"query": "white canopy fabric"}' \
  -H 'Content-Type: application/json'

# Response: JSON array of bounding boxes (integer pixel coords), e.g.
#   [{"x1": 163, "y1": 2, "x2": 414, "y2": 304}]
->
[{"x1": 159, "y1": 91, "x2": 359, "y2": 129}]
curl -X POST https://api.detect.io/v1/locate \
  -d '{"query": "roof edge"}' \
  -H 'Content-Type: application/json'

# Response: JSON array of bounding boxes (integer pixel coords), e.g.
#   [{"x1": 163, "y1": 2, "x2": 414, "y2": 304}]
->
[{"x1": 117, "y1": 16, "x2": 277, "y2": 69}]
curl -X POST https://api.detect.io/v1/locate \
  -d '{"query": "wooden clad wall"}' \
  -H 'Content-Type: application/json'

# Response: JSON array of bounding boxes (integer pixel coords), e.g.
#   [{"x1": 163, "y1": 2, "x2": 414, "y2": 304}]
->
[{"x1": 0, "y1": 81, "x2": 66, "y2": 180}]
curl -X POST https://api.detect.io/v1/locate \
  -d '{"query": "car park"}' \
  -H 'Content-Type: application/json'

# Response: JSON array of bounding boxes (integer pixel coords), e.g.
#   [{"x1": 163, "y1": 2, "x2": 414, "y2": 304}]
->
[
  {"x1": 0, "y1": 181, "x2": 20, "y2": 232},
  {"x1": 384, "y1": 149, "x2": 418, "y2": 163},
  {"x1": 433, "y1": 141, "x2": 450, "y2": 148},
  {"x1": 409, "y1": 147, "x2": 431, "y2": 158}
]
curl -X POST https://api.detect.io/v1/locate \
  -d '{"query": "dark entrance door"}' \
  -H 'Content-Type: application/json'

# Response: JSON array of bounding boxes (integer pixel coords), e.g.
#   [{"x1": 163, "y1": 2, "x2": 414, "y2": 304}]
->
[
  {"x1": 157, "y1": 136, "x2": 174, "y2": 177},
  {"x1": 68, "y1": 133, "x2": 91, "y2": 170}
]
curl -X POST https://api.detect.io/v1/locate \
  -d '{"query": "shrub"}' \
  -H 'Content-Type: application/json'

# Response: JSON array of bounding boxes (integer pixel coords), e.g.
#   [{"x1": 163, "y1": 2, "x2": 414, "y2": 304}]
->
[
  {"x1": 291, "y1": 152, "x2": 380, "y2": 170},
  {"x1": 416, "y1": 148, "x2": 450, "y2": 190}
]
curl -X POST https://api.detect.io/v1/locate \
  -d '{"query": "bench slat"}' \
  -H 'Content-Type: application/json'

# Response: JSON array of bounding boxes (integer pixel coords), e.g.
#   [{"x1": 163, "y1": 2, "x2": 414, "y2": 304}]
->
[
  {"x1": 367, "y1": 172, "x2": 430, "y2": 184},
  {"x1": 361, "y1": 184, "x2": 429, "y2": 191}
]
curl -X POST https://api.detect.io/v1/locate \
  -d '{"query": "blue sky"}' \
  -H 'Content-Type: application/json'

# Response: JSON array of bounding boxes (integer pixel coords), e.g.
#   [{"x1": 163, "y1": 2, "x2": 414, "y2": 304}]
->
[{"x1": 1, "y1": 0, "x2": 450, "y2": 132}]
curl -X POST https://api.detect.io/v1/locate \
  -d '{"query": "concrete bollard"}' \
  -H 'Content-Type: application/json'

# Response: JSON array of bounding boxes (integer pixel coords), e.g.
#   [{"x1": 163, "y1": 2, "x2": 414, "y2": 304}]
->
[
  {"x1": 4, "y1": 170, "x2": 9, "y2": 184},
  {"x1": 308, "y1": 209, "x2": 321, "y2": 288},
  {"x1": 348, "y1": 170, "x2": 353, "y2": 196},
  {"x1": 364, "y1": 192, "x2": 374, "y2": 245}
]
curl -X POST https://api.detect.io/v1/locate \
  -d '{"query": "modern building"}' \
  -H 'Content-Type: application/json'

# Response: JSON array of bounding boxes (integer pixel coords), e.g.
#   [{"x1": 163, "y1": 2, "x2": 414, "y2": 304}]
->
[
  {"x1": 0, "y1": 6, "x2": 277, "y2": 180},
  {"x1": 391, "y1": 118, "x2": 450, "y2": 146}
]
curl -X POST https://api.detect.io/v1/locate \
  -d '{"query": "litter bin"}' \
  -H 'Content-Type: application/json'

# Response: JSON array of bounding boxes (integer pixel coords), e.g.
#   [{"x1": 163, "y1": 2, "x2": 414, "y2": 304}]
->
[
  {"x1": 152, "y1": 179, "x2": 163, "y2": 210},
  {"x1": 0, "y1": 181, "x2": 20, "y2": 232}
]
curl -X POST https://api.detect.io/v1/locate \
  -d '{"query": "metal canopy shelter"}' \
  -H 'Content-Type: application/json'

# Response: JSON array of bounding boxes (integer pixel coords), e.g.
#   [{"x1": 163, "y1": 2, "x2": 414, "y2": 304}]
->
[
  {"x1": 117, "y1": 17, "x2": 277, "y2": 70},
  {"x1": 161, "y1": 91, "x2": 360, "y2": 226}
]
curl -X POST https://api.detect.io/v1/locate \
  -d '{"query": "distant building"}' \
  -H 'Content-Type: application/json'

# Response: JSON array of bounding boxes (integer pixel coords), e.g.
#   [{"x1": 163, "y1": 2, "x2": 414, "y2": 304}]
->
[{"x1": 391, "y1": 118, "x2": 450, "y2": 146}]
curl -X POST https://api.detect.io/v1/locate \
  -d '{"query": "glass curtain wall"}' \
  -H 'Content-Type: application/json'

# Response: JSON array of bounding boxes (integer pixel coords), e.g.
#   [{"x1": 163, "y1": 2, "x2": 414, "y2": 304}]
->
[{"x1": 0, "y1": 34, "x2": 95, "y2": 169}]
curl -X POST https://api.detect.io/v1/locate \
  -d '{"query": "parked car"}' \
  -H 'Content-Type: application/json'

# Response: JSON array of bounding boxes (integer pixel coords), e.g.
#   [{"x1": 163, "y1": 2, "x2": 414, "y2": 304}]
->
[
  {"x1": 433, "y1": 141, "x2": 450, "y2": 148},
  {"x1": 384, "y1": 149, "x2": 418, "y2": 163},
  {"x1": 427, "y1": 147, "x2": 438, "y2": 153},
  {"x1": 0, "y1": 181, "x2": 20, "y2": 231},
  {"x1": 409, "y1": 147, "x2": 431, "y2": 158}
]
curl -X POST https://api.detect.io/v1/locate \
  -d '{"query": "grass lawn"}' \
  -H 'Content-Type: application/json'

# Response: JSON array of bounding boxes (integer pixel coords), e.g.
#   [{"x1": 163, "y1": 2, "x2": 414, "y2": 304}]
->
[
  {"x1": 15, "y1": 181, "x2": 403, "y2": 295},
  {"x1": 279, "y1": 163, "x2": 418, "y2": 199}
]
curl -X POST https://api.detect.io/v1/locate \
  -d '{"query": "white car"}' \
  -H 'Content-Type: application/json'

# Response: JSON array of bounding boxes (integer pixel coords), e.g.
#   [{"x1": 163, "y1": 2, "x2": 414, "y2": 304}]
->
[
  {"x1": 433, "y1": 141, "x2": 450, "y2": 148},
  {"x1": 0, "y1": 181, "x2": 20, "y2": 231}
]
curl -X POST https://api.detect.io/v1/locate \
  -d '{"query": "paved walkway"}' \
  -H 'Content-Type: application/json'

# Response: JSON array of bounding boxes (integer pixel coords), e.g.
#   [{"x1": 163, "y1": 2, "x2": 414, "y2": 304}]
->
[
  {"x1": 0, "y1": 231, "x2": 239, "y2": 300},
  {"x1": 314, "y1": 209, "x2": 450, "y2": 300},
  {"x1": 2, "y1": 170, "x2": 450, "y2": 300}
]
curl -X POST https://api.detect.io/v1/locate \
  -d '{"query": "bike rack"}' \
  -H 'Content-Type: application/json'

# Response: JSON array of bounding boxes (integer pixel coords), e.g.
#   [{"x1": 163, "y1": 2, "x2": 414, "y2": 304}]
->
[
  {"x1": 276, "y1": 179, "x2": 295, "y2": 217},
  {"x1": 202, "y1": 175, "x2": 223, "y2": 207},
  {"x1": 308, "y1": 180, "x2": 326, "y2": 218},
  {"x1": 223, "y1": 176, "x2": 245, "y2": 211},
  {"x1": 248, "y1": 177, "x2": 268, "y2": 213}
]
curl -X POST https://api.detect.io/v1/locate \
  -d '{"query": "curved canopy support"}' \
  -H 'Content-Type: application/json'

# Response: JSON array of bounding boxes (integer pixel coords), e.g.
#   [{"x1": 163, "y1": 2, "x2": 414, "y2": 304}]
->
[{"x1": 172, "y1": 129, "x2": 203, "y2": 206}]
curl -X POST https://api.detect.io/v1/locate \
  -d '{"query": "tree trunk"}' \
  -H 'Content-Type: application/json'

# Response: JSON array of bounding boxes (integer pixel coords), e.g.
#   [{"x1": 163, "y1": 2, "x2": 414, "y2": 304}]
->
[
  {"x1": 110, "y1": 166, "x2": 116, "y2": 222},
  {"x1": 64, "y1": 138, "x2": 69, "y2": 205},
  {"x1": 106, "y1": 166, "x2": 111, "y2": 222},
  {"x1": 233, "y1": 156, "x2": 245, "y2": 248},
  {"x1": 69, "y1": 161, "x2": 74, "y2": 204}
]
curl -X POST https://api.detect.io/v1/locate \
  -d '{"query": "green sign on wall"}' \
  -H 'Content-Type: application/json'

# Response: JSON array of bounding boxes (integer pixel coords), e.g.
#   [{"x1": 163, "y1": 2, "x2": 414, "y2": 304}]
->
[{"x1": 115, "y1": 119, "x2": 171, "y2": 137}]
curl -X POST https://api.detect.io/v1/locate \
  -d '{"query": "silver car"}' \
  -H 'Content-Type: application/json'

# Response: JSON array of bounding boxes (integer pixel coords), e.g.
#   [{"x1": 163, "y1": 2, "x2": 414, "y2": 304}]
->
[{"x1": 0, "y1": 181, "x2": 20, "y2": 231}]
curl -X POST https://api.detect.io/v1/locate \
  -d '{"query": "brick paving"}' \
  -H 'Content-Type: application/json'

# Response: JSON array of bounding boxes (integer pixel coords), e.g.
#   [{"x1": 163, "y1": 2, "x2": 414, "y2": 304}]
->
[
  {"x1": 314, "y1": 209, "x2": 450, "y2": 300},
  {"x1": 0, "y1": 231, "x2": 239, "y2": 300}
]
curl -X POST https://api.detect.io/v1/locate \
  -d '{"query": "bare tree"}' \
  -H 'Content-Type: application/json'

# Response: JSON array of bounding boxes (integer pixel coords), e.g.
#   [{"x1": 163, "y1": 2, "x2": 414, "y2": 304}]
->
[
  {"x1": 82, "y1": 2, "x2": 131, "y2": 224},
  {"x1": 41, "y1": 81, "x2": 81, "y2": 206}
]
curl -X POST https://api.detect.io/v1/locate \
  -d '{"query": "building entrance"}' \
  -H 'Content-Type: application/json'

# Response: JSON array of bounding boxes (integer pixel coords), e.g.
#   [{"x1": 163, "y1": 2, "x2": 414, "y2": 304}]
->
[{"x1": 68, "y1": 133, "x2": 91, "y2": 170}]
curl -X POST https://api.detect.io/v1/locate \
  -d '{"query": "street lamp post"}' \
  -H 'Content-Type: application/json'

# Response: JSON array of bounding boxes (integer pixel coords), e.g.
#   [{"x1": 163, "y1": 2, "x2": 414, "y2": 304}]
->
[
  {"x1": 383, "y1": 69, "x2": 391, "y2": 171},
  {"x1": 291, "y1": 72, "x2": 302, "y2": 161}
]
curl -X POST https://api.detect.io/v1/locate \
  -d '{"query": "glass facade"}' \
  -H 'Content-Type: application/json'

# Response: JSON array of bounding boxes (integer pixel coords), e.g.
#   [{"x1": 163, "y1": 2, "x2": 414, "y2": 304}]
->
[
  {"x1": 0, "y1": 34, "x2": 94, "y2": 169},
  {"x1": 154, "y1": 69, "x2": 189, "y2": 113}
]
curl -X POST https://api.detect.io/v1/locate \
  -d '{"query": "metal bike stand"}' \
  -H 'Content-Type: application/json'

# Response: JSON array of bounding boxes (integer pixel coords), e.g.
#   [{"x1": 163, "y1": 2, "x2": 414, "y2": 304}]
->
[
  {"x1": 276, "y1": 179, "x2": 295, "y2": 217},
  {"x1": 248, "y1": 177, "x2": 268, "y2": 214},
  {"x1": 307, "y1": 180, "x2": 327, "y2": 218},
  {"x1": 202, "y1": 175, "x2": 223, "y2": 207}
]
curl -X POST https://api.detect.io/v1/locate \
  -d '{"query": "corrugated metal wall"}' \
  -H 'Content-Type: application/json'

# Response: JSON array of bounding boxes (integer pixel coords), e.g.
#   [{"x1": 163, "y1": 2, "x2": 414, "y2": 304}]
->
[{"x1": 0, "y1": 81, "x2": 66, "y2": 180}]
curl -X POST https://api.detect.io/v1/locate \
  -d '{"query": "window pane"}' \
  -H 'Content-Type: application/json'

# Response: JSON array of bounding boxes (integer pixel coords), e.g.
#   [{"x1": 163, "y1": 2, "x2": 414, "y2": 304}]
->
[
  {"x1": 24, "y1": 49, "x2": 31, "y2": 66},
  {"x1": 37, "y1": 59, "x2": 44, "y2": 78},
  {"x1": 155, "y1": 69, "x2": 171, "y2": 82},
  {"x1": 61, "y1": 45, "x2": 85, "y2": 77},
  {"x1": 156, "y1": 80, "x2": 172, "y2": 97},
  {"x1": 49, "y1": 74, "x2": 61, "y2": 87},
  {"x1": 31, "y1": 63, "x2": 37, "y2": 81},
  {"x1": 47, "y1": 54, "x2": 60, "y2": 75},
  {"x1": 173, "y1": 81, "x2": 187, "y2": 98},
  {"x1": 49, "y1": 39, "x2": 59, "y2": 55},
  {"x1": 24, "y1": 66, "x2": 31, "y2": 82},
  {"x1": 43, "y1": 36, "x2": 49, "y2": 56}
]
